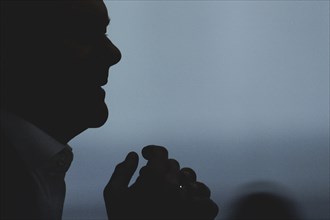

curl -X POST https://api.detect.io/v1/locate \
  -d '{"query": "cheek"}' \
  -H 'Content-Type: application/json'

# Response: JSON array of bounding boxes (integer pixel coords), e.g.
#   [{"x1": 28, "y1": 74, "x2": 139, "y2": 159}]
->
[{"x1": 63, "y1": 39, "x2": 94, "y2": 61}]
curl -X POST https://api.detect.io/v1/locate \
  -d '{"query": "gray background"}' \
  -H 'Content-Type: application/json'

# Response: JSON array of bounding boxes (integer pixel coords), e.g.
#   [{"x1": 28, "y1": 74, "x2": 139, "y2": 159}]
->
[{"x1": 63, "y1": 1, "x2": 329, "y2": 220}]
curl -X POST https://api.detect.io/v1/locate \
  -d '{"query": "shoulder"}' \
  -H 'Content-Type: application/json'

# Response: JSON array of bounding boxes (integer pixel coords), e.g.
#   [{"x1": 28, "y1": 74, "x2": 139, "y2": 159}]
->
[{"x1": 1, "y1": 133, "x2": 39, "y2": 219}]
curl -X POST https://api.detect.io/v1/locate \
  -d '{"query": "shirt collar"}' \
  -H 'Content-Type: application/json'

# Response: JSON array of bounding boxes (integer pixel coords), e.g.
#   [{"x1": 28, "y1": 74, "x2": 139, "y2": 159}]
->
[{"x1": 0, "y1": 110, "x2": 72, "y2": 169}]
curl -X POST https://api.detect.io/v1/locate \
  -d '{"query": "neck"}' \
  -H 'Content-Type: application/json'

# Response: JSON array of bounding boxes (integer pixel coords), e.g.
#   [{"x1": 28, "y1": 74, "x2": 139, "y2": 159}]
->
[
  {"x1": 37, "y1": 123, "x2": 85, "y2": 144},
  {"x1": 6, "y1": 107, "x2": 86, "y2": 144}
]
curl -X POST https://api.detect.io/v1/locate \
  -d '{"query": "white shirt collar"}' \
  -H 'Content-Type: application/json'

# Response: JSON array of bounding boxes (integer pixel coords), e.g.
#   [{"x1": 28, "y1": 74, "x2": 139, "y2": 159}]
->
[{"x1": 0, "y1": 110, "x2": 71, "y2": 168}]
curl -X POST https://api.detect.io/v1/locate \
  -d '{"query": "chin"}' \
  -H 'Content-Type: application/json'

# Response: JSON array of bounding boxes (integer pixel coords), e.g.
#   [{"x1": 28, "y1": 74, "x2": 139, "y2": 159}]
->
[
  {"x1": 65, "y1": 90, "x2": 110, "y2": 129},
  {"x1": 86, "y1": 102, "x2": 109, "y2": 128}
]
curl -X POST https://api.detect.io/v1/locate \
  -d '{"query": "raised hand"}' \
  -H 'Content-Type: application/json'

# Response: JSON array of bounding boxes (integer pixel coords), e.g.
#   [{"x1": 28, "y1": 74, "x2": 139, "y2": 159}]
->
[
  {"x1": 103, "y1": 151, "x2": 139, "y2": 219},
  {"x1": 104, "y1": 145, "x2": 219, "y2": 219}
]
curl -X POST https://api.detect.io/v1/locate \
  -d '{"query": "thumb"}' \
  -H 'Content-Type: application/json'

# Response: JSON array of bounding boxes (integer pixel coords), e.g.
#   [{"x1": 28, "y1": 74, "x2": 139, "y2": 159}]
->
[{"x1": 104, "y1": 152, "x2": 139, "y2": 195}]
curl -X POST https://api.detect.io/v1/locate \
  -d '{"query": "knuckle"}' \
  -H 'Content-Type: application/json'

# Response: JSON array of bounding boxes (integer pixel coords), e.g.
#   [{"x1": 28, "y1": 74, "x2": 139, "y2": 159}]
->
[
  {"x1": 179, "y1": 167, "x2": 197, "y2": 183},
  {"x1": 142, "y1": 145, "x2": 168, "y2": 160}
]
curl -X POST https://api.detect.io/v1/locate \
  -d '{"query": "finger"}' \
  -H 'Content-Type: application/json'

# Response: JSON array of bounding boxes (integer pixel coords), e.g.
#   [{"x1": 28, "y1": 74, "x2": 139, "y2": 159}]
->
[
  {"x1": 139, "y1": 165, "x2": 148, "y2": 176},
  {"x1": 168, "y1": 159, "x2": 180, "y2": 173},
  {"x1": 105, "y1": 152, "x2": 139, "y2": 194},
  {"x1": 179, "y1": 167, "x2": 197, "y2": 185},
  {"x1": 191, "y1": 198, "x2": 219, "y2": 220},
  {"x1": 209, "y1": 199, "x2": 220, "y2": 219},
  {"x1": 142, "y1": 145, "x2": 168, "y2": 161},
  {"x1": 137, "y1": 158, "x2": 180, "y2": 191},
  {"x1": 142, "y1": 145, "x2": 169, "y2": 174},
  {"x1": 166, "y1": 159, "x2": 180, "y2": 185},
  {"x1": 187, "y1": 181, "x2": 211, "y2": 198},
  {"x1": 138, "y1": 159, "x2": 179, "y2": 177}
]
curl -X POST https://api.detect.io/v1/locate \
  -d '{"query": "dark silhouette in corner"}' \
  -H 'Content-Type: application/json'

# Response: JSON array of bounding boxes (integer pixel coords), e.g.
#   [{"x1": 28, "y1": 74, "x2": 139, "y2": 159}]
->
[
  {"x1": 227, "y1": 182, "x2": 302, "y2": 220},
  {"x1": 0, "y1": 1, "x2": 218, "y2": 219}
]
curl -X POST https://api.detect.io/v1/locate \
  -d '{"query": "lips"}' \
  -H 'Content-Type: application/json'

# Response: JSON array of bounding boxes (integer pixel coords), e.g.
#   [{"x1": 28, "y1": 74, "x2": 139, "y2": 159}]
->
[
  {"x1": 75, "y1": 66, "x2": 109, "y2": 95},
  {"x1": 83, "y1": 75, "x2": 108, "y2": 88},
  {"x1": 97, "y1": 71, "x2": 109, "y2": 87},
  {"x1": 97, "y1": 72, "x2": 109, "y2": 87},
  {"x1": 98, "y1": 87, "x2": 106, "y2": 99},
  {"x1": 81, "y1": 64, "x2": 109, "y2": 86},
  {"x1": 100, "y1": 78, "x2": 108, "y2": 87},
  {"x1": 75, "y1": 82, "x2": 106, "y2": 98}
]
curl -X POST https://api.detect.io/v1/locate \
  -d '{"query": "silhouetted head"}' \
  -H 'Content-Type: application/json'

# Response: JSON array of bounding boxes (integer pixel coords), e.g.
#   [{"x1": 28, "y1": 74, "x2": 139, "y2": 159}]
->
[
  {"x1": 1, "y1": 1, "x2": 121, "y2": 143},
  {"x1": 228, "y1": 192, "x2": 300, "y2": 220}
]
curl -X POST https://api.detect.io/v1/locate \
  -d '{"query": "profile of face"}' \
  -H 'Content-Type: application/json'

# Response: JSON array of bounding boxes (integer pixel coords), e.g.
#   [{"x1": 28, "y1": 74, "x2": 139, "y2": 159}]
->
[
  {"x1": 54, "y1": 0, "x2": 122, "y2": 128},
  {"x1": 2, "y1": 0, "x2": 121, "y2": 133}
]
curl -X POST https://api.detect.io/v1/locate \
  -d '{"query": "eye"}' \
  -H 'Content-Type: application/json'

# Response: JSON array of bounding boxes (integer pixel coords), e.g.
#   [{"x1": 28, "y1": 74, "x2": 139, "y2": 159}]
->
[{"x1": 81, "y1": 33, "x2": 103, "y2": 42}]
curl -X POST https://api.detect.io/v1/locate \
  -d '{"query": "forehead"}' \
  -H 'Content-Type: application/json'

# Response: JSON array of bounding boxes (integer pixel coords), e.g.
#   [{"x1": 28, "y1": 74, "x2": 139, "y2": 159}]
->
[
  {"x1": 70, "y1": 0, "x2": 109, "y2": 25},
  {"x1": 60, "y1": 0, "x2": 109, "y2": 32}
]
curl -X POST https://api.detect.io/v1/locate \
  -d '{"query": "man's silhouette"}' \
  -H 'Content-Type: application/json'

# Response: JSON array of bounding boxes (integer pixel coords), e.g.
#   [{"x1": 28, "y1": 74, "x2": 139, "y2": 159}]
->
[{"x1": 1, "y1": 1, "x2": 218, "y2": 219}]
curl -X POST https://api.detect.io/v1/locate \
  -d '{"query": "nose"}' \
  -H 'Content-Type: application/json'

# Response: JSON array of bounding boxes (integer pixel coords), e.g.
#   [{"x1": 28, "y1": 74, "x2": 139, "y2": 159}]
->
[{"x1": 104, "y1": 37, "x2": 121, "y2": 67}]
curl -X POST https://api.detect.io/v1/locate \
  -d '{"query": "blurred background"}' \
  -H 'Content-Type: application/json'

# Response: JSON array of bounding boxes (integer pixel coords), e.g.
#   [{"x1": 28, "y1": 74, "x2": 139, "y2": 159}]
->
[{"x1": 63, "y1": 1, "x2": 329, "y2": 220}]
